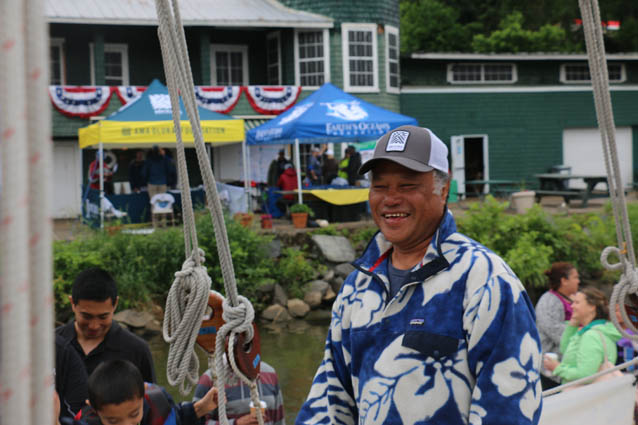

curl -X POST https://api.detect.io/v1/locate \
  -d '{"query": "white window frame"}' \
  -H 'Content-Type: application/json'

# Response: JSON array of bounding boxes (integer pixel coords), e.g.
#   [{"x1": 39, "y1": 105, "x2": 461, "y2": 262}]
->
[
  {"x1": 446, "y1": 63, "x2": 517, "y2": 84},
  {"x1": 266, "y1": 32, "x2": 282, "y2": 85},
  {"x1": 342, "y1": 23, "x2": 379, "y2": 93},
  {"x1": 559, "y1": 62, "x2": 626, "y2": 83},
  {"x1": 50, "y1": 38, "x2": 65, "y2": 85},
  {"x1": 385, "y1": 25, "x2": 399, "y2": 93},
  {"x1": 210, "y1": 44, "x2": 249, "y2": 85},
  {"x1": 294, "y1": 29, "x2": 330, "y2": 89},
  {"x1": 89, "y1": 43, "x2": 129, "y2": 85}
]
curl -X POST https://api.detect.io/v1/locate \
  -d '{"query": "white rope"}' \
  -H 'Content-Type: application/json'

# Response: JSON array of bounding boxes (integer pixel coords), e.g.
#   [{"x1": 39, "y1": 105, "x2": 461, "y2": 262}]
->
[
  {"x1": 154, "y1": 1, "x2": 263, "y2": 422},
  {"x1": 162, "y1": 250, "x2": 211, "y2": 395},
  {"x1": 579, "y1": 0, "x2": 638, "y2": 341},
  {"x1": 0, "y1": 0, "x2": 54, "y2": 424}
]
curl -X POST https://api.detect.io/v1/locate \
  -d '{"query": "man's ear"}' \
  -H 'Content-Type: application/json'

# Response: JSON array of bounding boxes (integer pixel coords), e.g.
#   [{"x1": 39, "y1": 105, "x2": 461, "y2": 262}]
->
[
  {"x1": 113, "y1": 296, "x2": 119, "y2": 311},
  {"x1": 69, "y1": 295, "x2": 74, "y2": 305},
  {"x1": 441, "y1": 180, "x2": 451, "y2": 202}
]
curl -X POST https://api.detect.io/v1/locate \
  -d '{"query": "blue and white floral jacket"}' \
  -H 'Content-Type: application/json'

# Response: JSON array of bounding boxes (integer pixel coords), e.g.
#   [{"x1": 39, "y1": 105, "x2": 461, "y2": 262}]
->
[{"x1": 296, "y1": 210, "x2": 542, "y2": 425}]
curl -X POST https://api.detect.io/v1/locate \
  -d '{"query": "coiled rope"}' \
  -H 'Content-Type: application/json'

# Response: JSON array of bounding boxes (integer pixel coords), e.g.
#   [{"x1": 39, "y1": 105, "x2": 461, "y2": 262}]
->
[
  {"x1": 154, "y1": 0, "x2": 263, "y2": 423},
  {"x1": 578, "y1": 0, "x2": 638, "y2": 342}
]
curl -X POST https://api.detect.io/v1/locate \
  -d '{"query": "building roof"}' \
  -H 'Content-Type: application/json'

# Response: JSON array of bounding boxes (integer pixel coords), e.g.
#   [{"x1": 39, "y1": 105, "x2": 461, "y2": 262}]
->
[
  {"x1": 45, "y1": 0, "x2": 333, "y2": 28},
  {"x1": 410, "y1": 52, "x2": 638, "y2": 61}
]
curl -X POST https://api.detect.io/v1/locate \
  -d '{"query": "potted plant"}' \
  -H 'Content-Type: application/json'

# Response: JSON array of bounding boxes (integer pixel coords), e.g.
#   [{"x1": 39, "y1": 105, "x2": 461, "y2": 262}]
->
[
  {"x1": 510, "y1": 180, "x2": 536, "y2": 214},
  {"x1": 289, "y1": 203, "x2": 314, "y2": 228}
]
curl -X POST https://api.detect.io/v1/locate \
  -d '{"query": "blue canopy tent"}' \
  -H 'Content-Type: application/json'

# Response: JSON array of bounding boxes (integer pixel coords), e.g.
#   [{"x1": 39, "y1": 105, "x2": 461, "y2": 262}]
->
[{"x1": 246, "y1": 82, "x2": 417, "y2": 204}]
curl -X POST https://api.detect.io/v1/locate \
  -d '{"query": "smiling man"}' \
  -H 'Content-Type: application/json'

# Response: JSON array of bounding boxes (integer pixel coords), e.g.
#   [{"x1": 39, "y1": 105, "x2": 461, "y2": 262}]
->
[
  {"x1": 56, "y1": 267, "x2": 156, "y2": 383},
  {"x1": 296, "y1": 126, "x2": 542, "y2": 425}
]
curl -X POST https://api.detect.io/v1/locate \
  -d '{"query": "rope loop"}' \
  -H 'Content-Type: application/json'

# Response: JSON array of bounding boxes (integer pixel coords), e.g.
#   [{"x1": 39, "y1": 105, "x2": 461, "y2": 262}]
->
[
  {"x1": 221, "y1": 295, "x2": 255, "y2": 340},
  {"x1": 163, "y1": 249, "x2": 211, "y2": 395},
  {"x1": 601, "y1": 245, "x2": 625, "y2": 271}
]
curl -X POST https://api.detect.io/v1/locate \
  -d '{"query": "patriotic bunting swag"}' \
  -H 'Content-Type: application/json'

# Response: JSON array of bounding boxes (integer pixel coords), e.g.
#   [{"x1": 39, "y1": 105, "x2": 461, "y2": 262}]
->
[
  {"x1": 49, "y1": 85, "x2": 302, "y2": 117},
  {"x1": 48, "y1": 86, "x2": 114, "y2": 118},
  {"x1": 116, "y1": 86, "x2": 147, "y2": 105},
  {"x1": 194, "y1": 86, "x2": 242, "y2": 113},
  {"x1": 244, "y1": 86, "x2": 301, "y2": 114}
]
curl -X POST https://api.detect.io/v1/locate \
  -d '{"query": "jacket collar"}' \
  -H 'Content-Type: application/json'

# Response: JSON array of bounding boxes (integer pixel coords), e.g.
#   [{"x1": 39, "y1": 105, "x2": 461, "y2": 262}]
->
[
  {"x1": 577, "y1": 319, "x2": 607, "y2": 335},
  {"x1": 354, "y1": 209, "x2": 456, "y2": 279}
]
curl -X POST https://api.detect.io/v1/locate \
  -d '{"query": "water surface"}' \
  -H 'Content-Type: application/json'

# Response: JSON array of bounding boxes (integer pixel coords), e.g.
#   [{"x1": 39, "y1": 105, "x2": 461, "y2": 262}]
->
[{"x1": 150, "y1": 319, "x2": 329, "y2": 423}]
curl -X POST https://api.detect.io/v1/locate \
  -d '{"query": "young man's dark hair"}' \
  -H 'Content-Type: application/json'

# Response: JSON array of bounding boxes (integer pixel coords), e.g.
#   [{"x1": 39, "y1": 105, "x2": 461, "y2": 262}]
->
[
  {"x1": 71, "y1": 267, "x2": 117, "y2": 305},
  {"x1": 88, "y1": 359, "x2": 144, "y2": 411}
]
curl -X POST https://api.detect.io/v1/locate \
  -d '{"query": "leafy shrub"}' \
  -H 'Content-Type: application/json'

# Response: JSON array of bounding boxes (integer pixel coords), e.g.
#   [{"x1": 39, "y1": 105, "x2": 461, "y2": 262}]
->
[
  {"x1": 456, "y1": 196, "x2": 618, "y2": 299},
  {"x1": 274, "y1": 247, "x2": 315, "y2": 298},
  {"x1": 289, "y1": 203, "x2": 315, "y2": 217}
]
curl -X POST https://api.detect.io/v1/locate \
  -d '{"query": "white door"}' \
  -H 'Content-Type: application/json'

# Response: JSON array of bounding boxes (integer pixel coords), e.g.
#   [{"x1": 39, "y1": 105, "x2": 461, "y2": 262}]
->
[
  {"x1": 451, "y1": 136, "x2": 465, "y2": 195},
  {"x1": 563, "y1": 127, "x2": 632, "y2": 189},
  {"x1": 52, "y1": 141, "x2": 82, "y2": 218}
]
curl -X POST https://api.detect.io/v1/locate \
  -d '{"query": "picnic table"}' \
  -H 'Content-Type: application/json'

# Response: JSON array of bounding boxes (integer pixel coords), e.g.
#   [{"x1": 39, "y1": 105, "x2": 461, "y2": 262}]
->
[
  {"x1": 534, "y1": 173, "x2": 609, "y2": 207},
  {"x1": 465, "y1": 179, "x2": 520, "y2": 198}
]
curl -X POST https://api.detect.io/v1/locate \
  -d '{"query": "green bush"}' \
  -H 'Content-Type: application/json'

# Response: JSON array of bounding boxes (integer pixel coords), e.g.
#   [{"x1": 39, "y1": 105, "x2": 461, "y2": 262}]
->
[
  {"x1": 274, "y1": 247, "x2": 315, "y2": 299},
  {"x1": 289, "y1": 203, "x2": 315, "y2": 217},
  {"x1": 456, "y1": 196, "x2": 619, "y2": 300},
  {"x1": 53, "y1": 214, "x2": 275, "y2": 322}
]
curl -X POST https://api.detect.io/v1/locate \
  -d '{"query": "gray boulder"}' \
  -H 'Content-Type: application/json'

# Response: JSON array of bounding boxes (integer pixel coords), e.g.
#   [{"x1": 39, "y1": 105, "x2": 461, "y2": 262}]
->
[
  {"x1": 331, "y1": 276, "x2": 345, "y2": 293},
  {"x1": 304, "y1": 291, "x2": 323, "y2": 309},
  {"x1": 322, "y1": 269, "x2": 335, "y2": 282},
  {"x1": 114, "y1": 309, "x2": 154, "y2": 329},
  {"x1": 261, "y1": 304, "x2": 292, "y2": 322},
  {"x1": 323, "y1": 287, "x2": 336, "y2": 303},
  {"x1": 287, "y1": 299, "x2": 310, "y2": 318},
  {"x1": 267, "y1": 239, "x2": 282, "y2": 258},
  {"x1": 334, "y1": 263, "x2": 355, "y2": 278},
  {"x1": 305, "y1": 279, "x2": 330, "y2": 296},
  {"x1": 311, "y1": 235, "x2": 356, "y2": 263},
  {"x1": 273, "y1": 284, "x2": 288, "y2": 306}
]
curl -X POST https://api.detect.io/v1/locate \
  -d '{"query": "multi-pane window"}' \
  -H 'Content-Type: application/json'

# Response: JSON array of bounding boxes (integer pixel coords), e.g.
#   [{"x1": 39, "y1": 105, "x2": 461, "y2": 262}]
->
[
  {"x1": 296, "y1": 30, "x2": 328, "y2": 87},
  {"x1": 90, "y1": 43, "x2": 129, "y2": 85},
  {"x1": 561, "y1": 63, "x2": 624, "y2": 83},
  {"x1": 211, "y1": 45, "x2": 248, "y2": 85},
  {"x1": 342, "y1": 23, "x2": 378, "y2": 91},
  {"x1": 50, "y1": 39, "x2": 64, "y2": 85},
  {"x1": 448, "y1": 63, "x2": 515, "y2": 83},
  {"x1": 266, "y1": 32, "x2": 281, "y2": 85},
  {"x1": 385, "y1": 25, "x2": 399, "y2": 92}
]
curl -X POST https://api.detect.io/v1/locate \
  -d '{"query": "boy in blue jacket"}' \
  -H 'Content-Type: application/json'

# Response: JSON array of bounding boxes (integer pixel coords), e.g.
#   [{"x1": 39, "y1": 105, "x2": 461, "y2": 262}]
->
[{"x1": 61, "y1": 359, "x2": 217, "y2": 425}]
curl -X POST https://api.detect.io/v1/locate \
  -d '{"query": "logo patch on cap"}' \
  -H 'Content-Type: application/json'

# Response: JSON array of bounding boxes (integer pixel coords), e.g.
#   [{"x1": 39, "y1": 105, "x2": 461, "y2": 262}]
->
[{"x1": 386, "y1": 131, "x2": 409, "y2": 152}]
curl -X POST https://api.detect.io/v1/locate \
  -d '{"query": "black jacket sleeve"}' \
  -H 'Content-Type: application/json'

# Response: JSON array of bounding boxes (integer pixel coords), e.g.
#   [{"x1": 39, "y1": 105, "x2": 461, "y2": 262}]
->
[{"x1": 56, "y1": 334, "x2": 89, "y2": 420}]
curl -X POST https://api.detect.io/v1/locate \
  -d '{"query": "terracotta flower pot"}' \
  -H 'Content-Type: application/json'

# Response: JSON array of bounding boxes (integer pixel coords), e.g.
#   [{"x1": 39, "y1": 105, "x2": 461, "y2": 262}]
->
[
  {"x1": 260, "y1": 214, "x2": 273, "y2": 229},
  {"x1": 291, "y1": 212, "x2": 308, "y2": 229}
]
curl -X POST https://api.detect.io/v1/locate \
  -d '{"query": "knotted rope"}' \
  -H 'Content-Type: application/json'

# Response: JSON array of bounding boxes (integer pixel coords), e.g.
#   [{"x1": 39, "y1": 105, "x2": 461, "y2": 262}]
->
[
  {"x1": 579, "y1": 0, "x2": 638, "y2": 341},
  {"x1": 154, "y1": 0, "x2": 263, "y2": 422}
]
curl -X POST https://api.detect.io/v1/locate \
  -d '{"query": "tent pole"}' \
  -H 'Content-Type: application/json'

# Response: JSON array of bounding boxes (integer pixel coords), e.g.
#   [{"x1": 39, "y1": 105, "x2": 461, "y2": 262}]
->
[
  {"x1": 99, "y1": 141, "x2": 104, "y2": 230},
  {"x1": 242, "y1": 139, "x2": 249, "y2": 212},
  {"x1": 246, "y1": 143, "x2": 252, "y2": 211},
  {"x1": 294, "y1": 138, "x2": 302, "y2": 205}
]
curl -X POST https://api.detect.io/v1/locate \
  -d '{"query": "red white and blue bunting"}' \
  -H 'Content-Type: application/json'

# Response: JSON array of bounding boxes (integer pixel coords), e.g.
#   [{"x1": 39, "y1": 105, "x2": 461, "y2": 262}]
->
[
  {"x1": 116, "y1": 86, "x2": 147, "y2": 105},
  {"x1": 194, "y1": 86, "x2": 242, "y2": 114},
  {"x1": 244, "y1": 86, "x2": 301, "y2": 115},
  {"x1": 49, "y1": 86, "x2": 114, "y2": 118},
  {"x1": 49, "y1": 85, "x2": 302, "y2": 118}
]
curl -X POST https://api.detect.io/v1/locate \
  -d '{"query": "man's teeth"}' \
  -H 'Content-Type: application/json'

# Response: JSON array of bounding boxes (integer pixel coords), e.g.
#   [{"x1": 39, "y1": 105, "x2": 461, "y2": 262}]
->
[{"x1": 384, "y1": 213, "x2": 407, "y2": 218}]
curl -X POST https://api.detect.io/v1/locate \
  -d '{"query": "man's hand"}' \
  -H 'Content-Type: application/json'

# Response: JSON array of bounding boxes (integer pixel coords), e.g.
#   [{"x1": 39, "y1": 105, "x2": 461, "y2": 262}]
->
[
  {"x1": 236, "y1": 413, "x2": 259, "y2": 425},
  {"x1": 193, "y1": 386, "x2": 218, "y2": 418}
]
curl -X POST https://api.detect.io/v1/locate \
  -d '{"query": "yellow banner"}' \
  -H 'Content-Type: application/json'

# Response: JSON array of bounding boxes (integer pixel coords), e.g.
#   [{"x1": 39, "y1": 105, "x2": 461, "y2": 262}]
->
[
  {"x1": 79, "y1": 119, "x2": 245, "y2": 148},
  {"x1": 308, "y1": 188, "x2": 369, "y2": 205}
]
